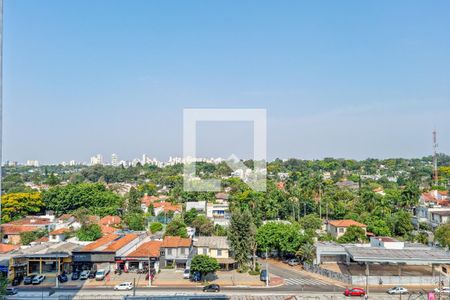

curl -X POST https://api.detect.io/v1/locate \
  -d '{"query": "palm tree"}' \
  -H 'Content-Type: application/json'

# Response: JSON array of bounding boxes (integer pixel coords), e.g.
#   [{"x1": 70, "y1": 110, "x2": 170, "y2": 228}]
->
[{"x1": 296, "y1": 243, "x2": 316, "y2": 264}]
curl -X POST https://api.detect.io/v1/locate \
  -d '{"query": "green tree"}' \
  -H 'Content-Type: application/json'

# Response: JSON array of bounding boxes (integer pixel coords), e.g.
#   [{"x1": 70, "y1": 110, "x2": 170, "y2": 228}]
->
[
  {"x1": 435, "y1": 223, "x2": 450, "y2": 248},
  {"x1": 76, "y1": 223, "x2": 102, "y2": 241},
  {"x1": 184, "y1": 208, "x2": 198, "y2": 226},
  {"x1": 228, "y1": 209, "x2": 254, "y2": 269},
  {"x1": 20, "y1": 229, "x2": 46, "y2": 245},
  {"x1": 123, "y1": 212, "x2": 145, "y2": 231},
  {"x1": 165, "y1": 217, "x2": 188, "y2": 238},
  {"x1": 191, "y1": 215, "x2": 214, "y2": 236},
  {"x1": 338, "y1": 226, "x2": 366, "y2": 243},
  {"x1": 296, "y1": 243, "x2": 316, "y2": 263},
  {"x1": 150, "y1": 222, "x2": 163, "y2": 233},
  {"x1": 390, "y1": 211, "x2": 413, "y2": 237},
  {"x1": 189, "y1": 255, "x2": 220, "y2": 281},
  {"x1": 127, "y1": 187, "x2": 142, "y2": 214},
  {"x1": 1, "y1": 192, "x2": 45, "y2": 223},
  {"x1": 299, "y1": 214, "x2": 323, "y2": 231},
  {"x1": 43, "y1": 183, "x2": 122, "y2": 216}
]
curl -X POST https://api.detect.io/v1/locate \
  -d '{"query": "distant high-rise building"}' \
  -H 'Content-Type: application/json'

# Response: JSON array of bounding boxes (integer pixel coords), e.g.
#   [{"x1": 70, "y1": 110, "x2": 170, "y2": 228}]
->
[
  {"x1": 90, "y1": 154, "x2": 103, "y2": 166},
  {"x1": 26, "y1": 160, "x2": 39, "y2": 167},
  {"x1": 69, "y1": 160, "x2": 76, "y2": 166},
  {"x1": 111, "y1": 153, "x2": 119, "y2": 167}
]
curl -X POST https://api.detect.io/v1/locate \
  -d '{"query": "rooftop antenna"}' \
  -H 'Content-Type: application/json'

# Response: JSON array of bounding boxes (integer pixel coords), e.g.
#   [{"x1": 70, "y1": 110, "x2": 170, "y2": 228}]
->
[{"x1": 433, "y1": 129, "x2": 439, "y2": 187}]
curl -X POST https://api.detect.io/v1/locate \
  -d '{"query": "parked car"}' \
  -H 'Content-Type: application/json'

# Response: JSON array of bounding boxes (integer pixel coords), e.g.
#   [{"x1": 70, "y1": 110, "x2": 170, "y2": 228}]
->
[
  {"x1": 387, "y1": 287, "x2": 408, "y2": 294},
  {"x1": 6, "y1": 287, "x2": 18, "y2": 295},
  {"x1": 114, "y1": 281, "x2": 134, "y2": 290},
  {"x1": 57, "y1": 273, "x2": 68, "y2": 283},
  {"x1": 71, "y1": 271, "x2": 80, "y2": 280},
  {"x1": 434, "y1": 287, "x2": 450, "y2": 294},
  {"x1": 203, "y1": 284, "x2": 220, "y2": 292},
  {"x1": 23, "y1": 275, "x2": 36, "y2": 285},
  {"x1": 260, "y1": 270, "x2": 268, "y2": 282},
  {"x1": 183, "y1": 269, "x2": 190, "y2": 279},
  {"x1": 95, "y1": 269, "x2": 110, "y2": 281},
  {"x1": 344, "y1": 288, "x2": 366, "y2": 297},
  {"x1": 287, "y1": 258, "x2": 300, "y2": 266},
  {"x1": 32, "y1": 275, "x2": 46, "y2": 285},
  {"x1": 80, "y1": 270, "x2": 90, "y2": 280},
  {"x1": 88, "y1": 270, "x2": 97, "y2": 279},
  {"x1": 12, "y1": 275, "x2": 23, "y2": 286}
]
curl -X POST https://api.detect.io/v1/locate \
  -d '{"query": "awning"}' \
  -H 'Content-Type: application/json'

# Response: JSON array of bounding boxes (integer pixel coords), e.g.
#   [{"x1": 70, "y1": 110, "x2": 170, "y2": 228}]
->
[{"x1": 216, "y1": 258, "x2": 236, "y2": 264}]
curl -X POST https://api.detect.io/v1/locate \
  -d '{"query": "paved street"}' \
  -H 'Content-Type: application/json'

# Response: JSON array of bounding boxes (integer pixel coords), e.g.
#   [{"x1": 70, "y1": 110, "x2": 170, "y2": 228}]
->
[{"x1": 7, "y1": 286, "x2": 422, "y2": 300}]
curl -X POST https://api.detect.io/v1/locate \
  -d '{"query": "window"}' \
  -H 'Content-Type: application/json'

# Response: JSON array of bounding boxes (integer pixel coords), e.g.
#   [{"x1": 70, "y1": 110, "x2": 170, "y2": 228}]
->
[
  {"x1": 202, "y1": 248, "x2": 207, "y2": 255},
  {"x1": 167, "y1": 249, "x2": 172, "y2": 256},
  {"x1": 217, "y1": 249, "x2": 222, "y2": 256}
]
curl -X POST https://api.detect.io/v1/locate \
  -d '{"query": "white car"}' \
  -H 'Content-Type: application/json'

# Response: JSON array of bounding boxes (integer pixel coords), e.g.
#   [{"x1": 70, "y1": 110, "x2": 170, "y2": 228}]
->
[
  {"x1": 79, "y1": 270, "x2": 90, "y2": 280},
  {"x1": 114, "y1": 281, "x2": 133, "y2": 290},
  {"x1": 32, "y1": 275, "x2": 46, "y2": 285},
  {"x1": 434, "y1": 287, "x2": 450, "y2": 294},
  {"x1": 95, "y1": 269, "x2": 110, "y2": 281},
  {"x1": 183, "y1": 269, "x2": 190, "y2": 279},
  {"x1": 387, "y1": 287, "x2": 408, "y2": 294}
]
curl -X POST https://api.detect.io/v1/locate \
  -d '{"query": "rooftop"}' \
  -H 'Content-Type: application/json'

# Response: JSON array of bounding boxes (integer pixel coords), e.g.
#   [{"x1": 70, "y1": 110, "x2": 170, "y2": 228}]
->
[
  {"x1": 194, "y1": 236, "x2": 229, "y2": 249},
  {"x1": 161, "y1": 236, "x2": 191, "y2": 248},
  {"x1": 328, "y1": 220, "x2": 366, "y2": 228},
  {"x1": 127, "y1": 240, "x2": 162, "y2": 257}
]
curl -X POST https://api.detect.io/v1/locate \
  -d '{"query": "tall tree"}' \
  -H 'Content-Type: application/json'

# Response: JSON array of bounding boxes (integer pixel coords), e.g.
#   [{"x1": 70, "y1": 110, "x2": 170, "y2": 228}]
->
[{"x1": 228, "y1": 209, "x2": 254, "y2": 270}]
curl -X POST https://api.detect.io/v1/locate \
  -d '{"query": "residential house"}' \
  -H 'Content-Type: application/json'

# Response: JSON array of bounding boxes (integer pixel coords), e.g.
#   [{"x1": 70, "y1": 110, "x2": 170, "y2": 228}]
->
[
  {"x1": 413, "y1": 190, "x2": 450, "y2": 228},
  {"x1": 185, "y1": 201, "x2": 207, "y2": 213},
  {"x1": 206, "y1": 202, "x2": 230, "y2": 227},
  {"x1": 0, "y1": 217, "x2": 53, "y2": 245},
  {"x1": 194, "y1": 236, "x2": 235, "y2": 270},
  {"x1": 327, "y1": 220, "x2": 367, "y2": 239},
  {"x1": 49, "y1": 228, "x2": 71, "y2": 243},
  {"x1": 430, "y1": 211, "x2": 450, "y2": 227},
  {"x1": 153, "y1": 202, "x2": 182, "y2": 216},
  {"x1": 160, "y1": 236, "x2": 192, "y2": 269}
]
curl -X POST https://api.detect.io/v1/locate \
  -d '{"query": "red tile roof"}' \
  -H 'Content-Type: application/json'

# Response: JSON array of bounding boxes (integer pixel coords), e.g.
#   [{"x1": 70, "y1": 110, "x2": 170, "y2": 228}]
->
[
  {"x1": 99, "y1": 216, "x2": 121, "y2": 226},
  {"x1": 104, "y1": 234, "x2": 138, "y2": 252},
  {"x1": 328, "y1": 220, "x2": 366, "y2": 228},
  {"x1": 141, "y1": 195, "x2": 159, "y2": 207},
  {"x1": 0, "y1": 243, "x2": 19, "y2": 253},
  {"x1": 153, "y1": 202, "x2": 182, "y2": 212},
  {"x1": 0, "y1": 225, "x2": 38, "y2": 235},
  {"x1": 161, "y1": 236, "x2": 191, "y2": 248},
  {"x1": 127, "y1": 241, "x2": 162, "y2": 258},
  {"x1": 101, "y1": 225, "x2": 116, "y2": 235},
  {"x1": 49, "y1": 228, "x2": 71, "y2": 235},
  {"x1": 6, "y1": 217, "x2": 50, "y2": 226},
  {"x1": 82, "y1": 234, "x2": 119, "y2": 251}
]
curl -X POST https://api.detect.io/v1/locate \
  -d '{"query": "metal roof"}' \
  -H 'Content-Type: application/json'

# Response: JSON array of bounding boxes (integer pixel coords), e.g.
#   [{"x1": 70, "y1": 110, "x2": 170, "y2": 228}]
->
[{"x1": 346, "y1": 246, "x2": 450, "y2": 264}]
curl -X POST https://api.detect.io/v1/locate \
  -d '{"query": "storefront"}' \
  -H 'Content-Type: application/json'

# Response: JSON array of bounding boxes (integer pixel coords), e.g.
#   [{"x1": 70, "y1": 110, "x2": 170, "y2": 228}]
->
[
  {"x1": 114, "y1": 256, "x2": 159, "y2": 273},
  {"x1": 71, "y1": 251, "x2": 115, "y2": 272},
  {"x1": 9, "y1": 253, "x2": 71, "y2": 278}
]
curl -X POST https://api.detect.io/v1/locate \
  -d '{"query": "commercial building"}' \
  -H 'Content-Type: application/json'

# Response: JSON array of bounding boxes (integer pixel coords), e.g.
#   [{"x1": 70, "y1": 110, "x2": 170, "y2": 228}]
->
[
  {"x1": 72, "y1": 234, "x2": 143, "y2": 272},
  {"x1": 315, "y1": 237, "x2": 450, "y2": 285},
  {"x1": 160, "y1": 236, "x2": 192, "y2": 269},
  {"x1": 115, "y1": 240, "x2": 162, "y2": 273}
]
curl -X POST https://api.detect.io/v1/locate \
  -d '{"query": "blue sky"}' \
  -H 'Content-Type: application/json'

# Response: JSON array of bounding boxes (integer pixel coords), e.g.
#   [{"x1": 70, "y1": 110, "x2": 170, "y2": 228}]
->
[{"x1": 3, "y1": 0, "x2": 450, "y2": 163}]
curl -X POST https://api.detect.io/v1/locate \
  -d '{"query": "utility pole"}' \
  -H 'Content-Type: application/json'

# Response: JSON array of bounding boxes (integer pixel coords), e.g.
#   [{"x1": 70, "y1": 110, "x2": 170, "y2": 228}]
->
[{"x1": 265, "y1": 249, "x2": 269, "y2": 287}]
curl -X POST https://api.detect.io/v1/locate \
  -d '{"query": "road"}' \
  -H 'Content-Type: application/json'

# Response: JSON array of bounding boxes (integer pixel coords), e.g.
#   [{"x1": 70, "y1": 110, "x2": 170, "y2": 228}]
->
[{"x1": 8, "y1": 286, "x2": 414, "y2": 300}]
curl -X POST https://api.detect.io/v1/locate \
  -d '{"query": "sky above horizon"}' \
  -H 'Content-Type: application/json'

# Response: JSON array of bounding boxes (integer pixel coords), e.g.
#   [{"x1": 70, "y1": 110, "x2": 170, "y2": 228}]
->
[{"x1": 3, "y1": 0, "x2": 450, "y2": 164}]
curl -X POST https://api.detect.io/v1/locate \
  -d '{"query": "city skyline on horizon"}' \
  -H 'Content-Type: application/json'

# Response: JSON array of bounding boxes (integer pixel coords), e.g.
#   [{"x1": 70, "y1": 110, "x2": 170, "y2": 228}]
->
[{"x1": 3, "y1": 1, "x2": 450, "y2": 163}]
